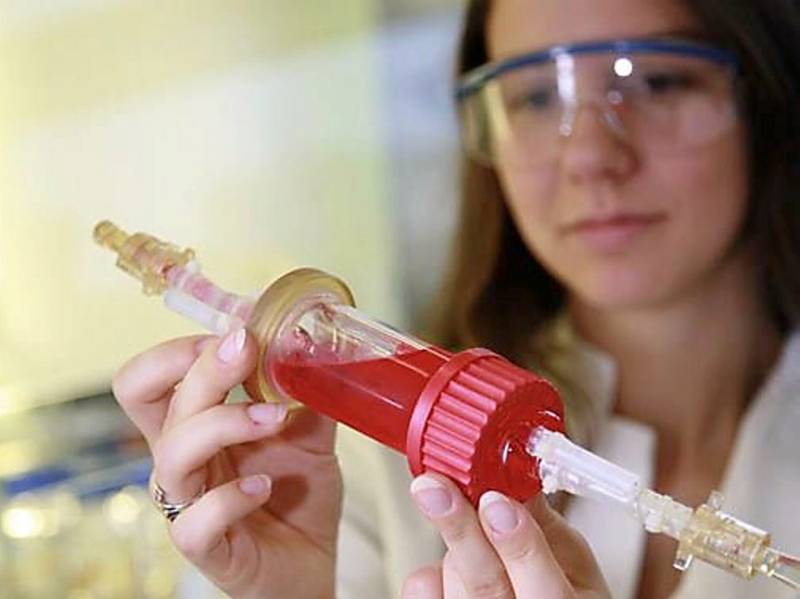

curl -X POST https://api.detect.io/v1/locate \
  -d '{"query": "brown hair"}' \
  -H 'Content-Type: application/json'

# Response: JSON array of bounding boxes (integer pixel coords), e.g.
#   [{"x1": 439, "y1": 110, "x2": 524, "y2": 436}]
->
[{"x1": 427, "y1": 0, "x2": 800, "y2": 439}]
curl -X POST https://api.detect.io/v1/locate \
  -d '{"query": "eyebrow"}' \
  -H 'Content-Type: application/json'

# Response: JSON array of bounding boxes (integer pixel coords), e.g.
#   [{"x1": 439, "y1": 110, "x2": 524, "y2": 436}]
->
[
  {"x1": 647, "y1": 27, "x2": 718, "y2": 43},
  {"x1": 492, "y1": 28, "x2": 717, "y2": 62}
]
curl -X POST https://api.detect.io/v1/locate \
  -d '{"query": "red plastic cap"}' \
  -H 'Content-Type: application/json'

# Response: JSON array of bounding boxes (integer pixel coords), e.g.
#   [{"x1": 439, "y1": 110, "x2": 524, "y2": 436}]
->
[{"x1": 406, "y1": 349, "x2": 565, "y2": 504}]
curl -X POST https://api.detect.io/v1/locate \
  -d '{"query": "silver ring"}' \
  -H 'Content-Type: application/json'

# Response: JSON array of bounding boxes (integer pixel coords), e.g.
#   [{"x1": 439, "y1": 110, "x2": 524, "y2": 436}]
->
[{"x1": 149, "y1": 472, "x2": 206, "y2": 522}]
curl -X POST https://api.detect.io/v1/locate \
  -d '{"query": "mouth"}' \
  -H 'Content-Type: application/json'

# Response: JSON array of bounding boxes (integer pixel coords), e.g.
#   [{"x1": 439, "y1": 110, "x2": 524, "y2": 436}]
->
[{"x1": 561, "y1": 212, "x2": 667, "y2": 251}]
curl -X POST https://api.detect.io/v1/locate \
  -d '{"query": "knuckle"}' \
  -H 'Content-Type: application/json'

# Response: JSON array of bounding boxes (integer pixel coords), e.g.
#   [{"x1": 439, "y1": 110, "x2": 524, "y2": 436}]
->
[
  {"x1": 177, "y1": 367, "x2": 229, "y2": 405},
  {"x1": 570, "y1": 528, "x2": 593, "y2": 556},
  {"x1": 170, "y1": 494, "x2": 227, "y2": 562},
  {"x1": 440, "y1": 517, "x2": 472, "y2": 546},
  {"x1": 110, "y1": 366, "x2": 133, "y2": 405},
  {"x1": 467, "y1": 572, "x2": 513, "y2": 599},
  {"x1": 503, "y1": 538, "x2": 544, "y2": 564},
  {"x1": 197, "y1": 484, "x2": 225, "y2": 521},
  {"x1": 498, "y1": 518, "x2": 551, "y2": 565},
  {"x1": 152, "y1": 437, "x2": 181, "y2": 480},
  {"x1": 402, "y1": 566, "x2": 439, "y2": 598},
  {"x1": 548, "y1": 515, "x2": 591, "y2": 554},
  {"x1": 173, "y1": 494, "x2": 229, "y2": 557},
  {"x1": 444, "y1": 549, "x2": 511, "y2": 599},
  {"x1": 170, "y1": 518, "x2": 210, "y2": 561}
]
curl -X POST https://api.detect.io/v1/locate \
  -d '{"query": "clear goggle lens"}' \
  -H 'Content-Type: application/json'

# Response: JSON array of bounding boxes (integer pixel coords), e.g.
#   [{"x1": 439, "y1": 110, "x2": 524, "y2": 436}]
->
[{"x1": 457, "y1": 42, "x2": 738, "y2": 167}]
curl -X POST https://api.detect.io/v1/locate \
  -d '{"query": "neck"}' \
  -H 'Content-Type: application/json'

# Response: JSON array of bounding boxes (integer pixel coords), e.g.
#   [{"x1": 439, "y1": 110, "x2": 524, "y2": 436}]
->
[{"x1": 569, "y1": 247, "x2": 781, "y2": 489}]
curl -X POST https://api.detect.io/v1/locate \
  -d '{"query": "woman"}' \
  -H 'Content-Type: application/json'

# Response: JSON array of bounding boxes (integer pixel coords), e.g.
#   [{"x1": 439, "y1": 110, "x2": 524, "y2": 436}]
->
[{"x1": 111, "y1": 0, "x2": 800, "y2": 597}]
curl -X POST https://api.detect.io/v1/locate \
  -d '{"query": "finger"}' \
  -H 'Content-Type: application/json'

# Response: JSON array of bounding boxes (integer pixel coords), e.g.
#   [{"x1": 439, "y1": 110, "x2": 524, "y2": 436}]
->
[
  {"x1": 442, "y1": 551, "x2": 470, "y2": 599},
  {"x1": 410, "y1": 474, "x2": 513, "y2": 599},
  {"x1": 164, "y1": 327, "x2": 257, "y2": 428},
  {"x1": 153, "y1": 402, "x2": 287, "y2": 501},
  {"x1": 113, "y1": 335, "x2": 213, "y2": 445},
  {"x1": 169, "y1": 474, "x2": 272, "y2": 574},
  {"x1": 526, "y1": 495, "x2": 608, "y2": 591},
  {"x1": 401, "y1": 564, "x2": 443, "y2": 599},
  {"x1": 478, "y1": 491, "x2": 572, "y2": 598}
]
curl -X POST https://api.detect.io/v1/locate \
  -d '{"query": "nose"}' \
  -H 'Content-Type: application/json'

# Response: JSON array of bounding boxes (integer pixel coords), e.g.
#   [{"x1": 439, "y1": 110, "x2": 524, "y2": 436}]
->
[{"x1": 559, "y1": 103, "x2": 638, "y2": 184}]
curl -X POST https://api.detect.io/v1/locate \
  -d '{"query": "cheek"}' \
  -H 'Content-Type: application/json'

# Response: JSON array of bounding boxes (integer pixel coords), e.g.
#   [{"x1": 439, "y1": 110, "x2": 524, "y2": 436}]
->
[
  {"x1": 665, "y1": 136, "x2": 750, "y2": 261},
  {"x1": 605, "y1": 142, "x2": 750, "y2": 304},
  {"x1": 497, "y1": 166, "x2": 560, "y2": 250}
]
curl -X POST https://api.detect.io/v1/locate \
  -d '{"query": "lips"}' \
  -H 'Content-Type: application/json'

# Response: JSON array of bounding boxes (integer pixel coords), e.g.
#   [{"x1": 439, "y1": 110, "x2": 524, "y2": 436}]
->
[{"x1": 562, "y1": 212, "x2": 667, "y2": 252}]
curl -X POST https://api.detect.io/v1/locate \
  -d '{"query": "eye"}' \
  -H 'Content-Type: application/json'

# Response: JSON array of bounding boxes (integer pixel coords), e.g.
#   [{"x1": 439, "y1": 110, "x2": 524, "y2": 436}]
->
[
  {"x1": 642, "y1": 71, "x2": 695, "y2": 95},
  {"x1": 525, "y1": 87, "x2": 556, "y2": 108},
  {"x1": 508, "y1": 85, "x2": 557, "y2": 112}
]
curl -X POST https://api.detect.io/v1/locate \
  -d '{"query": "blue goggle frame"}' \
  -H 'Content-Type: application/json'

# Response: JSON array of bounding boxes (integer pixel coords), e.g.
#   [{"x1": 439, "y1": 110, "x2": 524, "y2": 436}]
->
[{"x1": 456, "y1": 38, "x2": 739, "y2": 102}]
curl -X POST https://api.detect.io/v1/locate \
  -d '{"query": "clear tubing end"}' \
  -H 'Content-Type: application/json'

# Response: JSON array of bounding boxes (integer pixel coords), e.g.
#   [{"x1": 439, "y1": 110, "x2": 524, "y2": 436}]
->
[
  {"x1": 762, "y1": 549, "x2": 800, "y2": 590},
  {"x1": 93, "y1": 220, "x2": 253, "y2": 333},
  {"x1": 163, "y1": 287, "x2": 246, "y2": 336},
  {"x1": 526, "y1": 427, "x2": 800, "y2": 591},
  {"x1": 527, "y1": 427, "x2": 641, "y2": 508}
]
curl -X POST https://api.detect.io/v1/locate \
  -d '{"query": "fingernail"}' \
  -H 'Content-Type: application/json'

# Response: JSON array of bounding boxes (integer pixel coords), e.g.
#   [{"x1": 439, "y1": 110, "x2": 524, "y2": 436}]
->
[
  {"x1": 247, "y1": 402, "x2": 288, "y2": 424},
  {"x1": 217, "y1": 327, "x2": 246, "y2": 363},
  {"x1": 411, "y1": 476, "x2": 453, "y2": 517},
  {"x1": 239, "y1": 474, "x2": 271, "y2": 496},
  {"x1": 480, "y1": 491, "x2": 519, "y2": 535}
]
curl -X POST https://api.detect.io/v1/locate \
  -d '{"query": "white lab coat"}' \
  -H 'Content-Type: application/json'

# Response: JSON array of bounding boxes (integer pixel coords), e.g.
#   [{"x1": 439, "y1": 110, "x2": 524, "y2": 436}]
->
[{"x1": 335, "y1": 327, "x2": 800, "y2": 598}]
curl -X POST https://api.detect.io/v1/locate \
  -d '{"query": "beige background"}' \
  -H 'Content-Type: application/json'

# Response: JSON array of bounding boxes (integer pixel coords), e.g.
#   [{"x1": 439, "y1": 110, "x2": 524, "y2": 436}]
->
[{"x1": 0, "y1": 1, "x2": 461, "y2": 415}]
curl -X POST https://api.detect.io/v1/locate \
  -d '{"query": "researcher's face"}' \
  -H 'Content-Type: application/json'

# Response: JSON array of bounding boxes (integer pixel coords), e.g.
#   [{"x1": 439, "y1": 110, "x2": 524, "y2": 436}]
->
[{"x1": 486, "y1": 0, "x2": 749, "y2": 312}]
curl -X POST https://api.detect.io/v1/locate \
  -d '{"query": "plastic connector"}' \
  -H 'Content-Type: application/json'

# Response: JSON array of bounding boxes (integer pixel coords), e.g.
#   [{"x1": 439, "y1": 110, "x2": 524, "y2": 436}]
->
[
  {"x1": 527, "y1": 427, "x2": 800, "y2": 591},
  {"x1": 93, "y1": 221, "x2": 195, "y2": 295},
  {"x1": 633, "y1": 489, "x2": 693, "y2": 538},
  {"x1": 94, "y1": 221, "x2": 253, "y2": 334},
  {"x1": 674, "y1": 491, "x2": 800, "y2": 590}
]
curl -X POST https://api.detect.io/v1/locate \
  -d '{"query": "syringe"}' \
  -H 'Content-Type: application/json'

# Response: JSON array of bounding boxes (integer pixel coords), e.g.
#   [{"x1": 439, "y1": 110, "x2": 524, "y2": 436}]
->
[
  {"x1": 529, "y1": 427, "x2": 800, "y2": 591},
  {"x1": 95, "y1": 221, "x2": 800, "y2": 592}
]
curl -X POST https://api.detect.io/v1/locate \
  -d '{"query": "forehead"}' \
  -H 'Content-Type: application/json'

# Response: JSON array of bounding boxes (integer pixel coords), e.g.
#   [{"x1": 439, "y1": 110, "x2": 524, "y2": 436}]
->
[{"x1": 487, "y1": 0, "x2": 701, "y2": 60}]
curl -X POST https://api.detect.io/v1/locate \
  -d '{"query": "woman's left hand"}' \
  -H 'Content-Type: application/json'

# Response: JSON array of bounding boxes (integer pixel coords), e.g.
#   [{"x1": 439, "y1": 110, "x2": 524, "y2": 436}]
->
[{"x1": 402, "y1": 473, "x2": 611, "y2": 599}]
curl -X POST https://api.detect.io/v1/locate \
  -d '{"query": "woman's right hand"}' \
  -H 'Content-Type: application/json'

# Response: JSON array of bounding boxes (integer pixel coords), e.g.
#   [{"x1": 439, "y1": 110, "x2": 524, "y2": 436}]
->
[{"x1": 112, "y1": 328, "x2": 342, "y2": 599}]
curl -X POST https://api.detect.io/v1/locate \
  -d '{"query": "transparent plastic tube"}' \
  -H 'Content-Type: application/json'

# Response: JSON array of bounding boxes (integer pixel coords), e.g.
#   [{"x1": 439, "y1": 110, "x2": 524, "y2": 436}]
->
[
  {"x1": 528, "y1": 428, "x2": 800, "y2": 591},
  {"x1": 94, "y1": 222, "x2": 566, "y2": 503},
  {"x1": 94, "y1": 221, "x2": 799, "y2": 591},
  {"x1": 93, "y1": 221, "x2": 254, "y2": 335}
]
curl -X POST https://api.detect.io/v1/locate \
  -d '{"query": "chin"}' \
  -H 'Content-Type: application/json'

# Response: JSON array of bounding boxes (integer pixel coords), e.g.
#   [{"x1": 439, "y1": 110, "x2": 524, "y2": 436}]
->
[
  {"x1": 564, "y1": 267, "x2": 675, "y2": 312},
  {"x1": 576, "y1": 288, "x2": 663, "y2": 312}
]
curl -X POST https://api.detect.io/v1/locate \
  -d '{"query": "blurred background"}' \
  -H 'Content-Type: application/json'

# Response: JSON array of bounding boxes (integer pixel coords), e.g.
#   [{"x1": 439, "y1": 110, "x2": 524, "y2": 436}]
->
[{"x1": 0, "y1": 1, "x2": 463, "y2": 596}]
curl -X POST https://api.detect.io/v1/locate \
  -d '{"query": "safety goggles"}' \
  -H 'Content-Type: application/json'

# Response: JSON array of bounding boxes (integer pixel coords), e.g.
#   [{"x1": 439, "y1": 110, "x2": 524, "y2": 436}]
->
[{"x1": 456, "y1": 39, "x2": 739, "y2": 167}]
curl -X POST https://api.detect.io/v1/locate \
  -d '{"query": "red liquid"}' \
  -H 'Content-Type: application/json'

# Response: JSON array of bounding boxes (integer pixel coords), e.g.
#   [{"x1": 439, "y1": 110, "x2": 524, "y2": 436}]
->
[{"x1": 272, "y1": 347, "x2": 451, "y2": 452}]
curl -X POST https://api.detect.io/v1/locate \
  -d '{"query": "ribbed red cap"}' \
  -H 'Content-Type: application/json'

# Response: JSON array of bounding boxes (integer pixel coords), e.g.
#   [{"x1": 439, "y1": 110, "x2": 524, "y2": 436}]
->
[{"x1": 406, "y1": 349, "x2": 565, "y2": 504}]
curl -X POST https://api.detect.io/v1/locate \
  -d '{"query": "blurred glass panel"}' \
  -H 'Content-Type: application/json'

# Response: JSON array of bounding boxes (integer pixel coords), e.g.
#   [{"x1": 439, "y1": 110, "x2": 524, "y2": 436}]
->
[
  {"x1": 376, "y1": 7, "x2": 462, "y2": 326},
  {"x1": 0, "y1": 2, "x2": 466, "y2": 596},
  {"x1": 0, "y1": 0, "x2": 400, "y2": 413}
]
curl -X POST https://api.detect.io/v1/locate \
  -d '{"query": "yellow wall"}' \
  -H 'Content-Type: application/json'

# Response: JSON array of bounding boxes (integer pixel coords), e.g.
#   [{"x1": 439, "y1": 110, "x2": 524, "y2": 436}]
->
[{"x1": 0, "y1": 1, "x2": 401, "y2": 414}]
